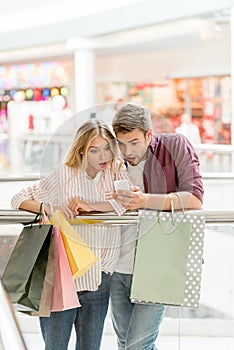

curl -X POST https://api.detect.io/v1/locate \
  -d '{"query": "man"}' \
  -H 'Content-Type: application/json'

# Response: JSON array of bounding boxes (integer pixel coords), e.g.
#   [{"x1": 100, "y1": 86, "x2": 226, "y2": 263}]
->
[
  {"x1": 176, "y1": 112, "x2": 201, "y2": 145},
  {"x1": 110, "y1": 103, "x2": 204, "y2": 350}
]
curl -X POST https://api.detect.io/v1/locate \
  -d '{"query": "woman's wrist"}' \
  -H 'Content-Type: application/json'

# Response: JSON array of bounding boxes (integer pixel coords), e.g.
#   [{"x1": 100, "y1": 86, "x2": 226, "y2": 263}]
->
[
  {"x1": 43, "y1": 203, "x2": 54, "y2": 217},
  {"x1": 49, "y1": 203, "x2": 54, "y2": 216}
]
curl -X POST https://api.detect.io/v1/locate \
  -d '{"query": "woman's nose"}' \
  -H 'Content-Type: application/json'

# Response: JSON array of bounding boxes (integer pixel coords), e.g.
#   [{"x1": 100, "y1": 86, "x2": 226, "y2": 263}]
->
[{"x1": 99, "y1": 150, "x2": 106, "y2": 160}]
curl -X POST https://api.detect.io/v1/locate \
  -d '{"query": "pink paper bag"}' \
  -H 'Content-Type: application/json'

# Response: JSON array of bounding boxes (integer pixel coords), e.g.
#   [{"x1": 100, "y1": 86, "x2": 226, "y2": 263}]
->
[{"x1": 51, "y1": 226, "x2": 81, "y2": 311}]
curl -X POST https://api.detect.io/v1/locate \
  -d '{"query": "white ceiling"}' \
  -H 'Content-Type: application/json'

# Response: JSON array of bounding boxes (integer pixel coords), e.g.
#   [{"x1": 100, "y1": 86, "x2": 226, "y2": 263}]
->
[
  {"x1": 0, "y1": 0, "x2": 135, "y2": 15},
  {"x1": 0, "y1": 0, "x2": 60, "y2": 15},
  {"x1": 0, "y1": 0, "x2": 144, "y2": 32},
  {"x1": 0, "y1": 1, "x2": 231, "y2": 64}
]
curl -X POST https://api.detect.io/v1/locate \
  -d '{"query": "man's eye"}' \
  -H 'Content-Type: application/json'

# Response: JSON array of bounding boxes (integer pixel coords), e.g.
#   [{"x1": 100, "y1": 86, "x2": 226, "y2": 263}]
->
[{"x1": 131, "y1": 141, "x2": 138, "y2": 146}]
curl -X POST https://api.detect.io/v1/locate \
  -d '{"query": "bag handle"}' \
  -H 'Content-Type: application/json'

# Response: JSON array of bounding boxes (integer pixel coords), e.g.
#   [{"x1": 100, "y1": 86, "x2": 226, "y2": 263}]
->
[
  {"x1": 23, "y1": 202, "x2": 44, "y2": 226},
  {"x1": 155, "y1": 192, "x2": 187, "y2": 234},
  {"x1": 166, "y1": 193, "x2": 187, "y2": 234},
  {"x1": 156, "y1": 193, "x2": 175, "y2": 224},
  {"x1": 173, "y1": 192, "x2": 185, "y2": 214},
  {"x1": 167, "y1": 193, "x2": 175, "y2": 224},
  {"x1": 158, "y1": 193, "x2": 186, "y2": 234}
]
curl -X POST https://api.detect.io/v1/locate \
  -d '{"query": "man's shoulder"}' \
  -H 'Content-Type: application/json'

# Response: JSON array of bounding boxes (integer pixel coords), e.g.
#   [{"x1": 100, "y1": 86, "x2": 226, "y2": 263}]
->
[
  {"x1": 154, "y1": 133, "x2": 189, "y2": 146},
  {"x1": 150, "y1": 133, "x2": 195, "y2": 158}
]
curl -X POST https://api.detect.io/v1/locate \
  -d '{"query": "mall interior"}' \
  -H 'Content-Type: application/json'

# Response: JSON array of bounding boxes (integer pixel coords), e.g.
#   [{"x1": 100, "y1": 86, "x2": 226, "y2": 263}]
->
[{"x1": 0, "y1": 0, "x2": 234, "y2": 349}]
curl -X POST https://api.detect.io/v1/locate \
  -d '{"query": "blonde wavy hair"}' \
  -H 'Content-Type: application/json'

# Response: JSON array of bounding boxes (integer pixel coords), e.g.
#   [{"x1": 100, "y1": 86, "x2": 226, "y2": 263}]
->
[{"x1": 64, "y1": 119, "x2": 121, "y2": 170}]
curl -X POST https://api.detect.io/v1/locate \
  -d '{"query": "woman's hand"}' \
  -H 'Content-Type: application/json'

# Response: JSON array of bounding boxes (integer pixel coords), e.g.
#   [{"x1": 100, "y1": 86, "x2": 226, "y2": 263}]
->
[
  {"x1": 68, "y1": 198, "x2": 93, "y2": 215},
  {"x1": 43, "y1": 204, "x2": 74, "y2": 220}
]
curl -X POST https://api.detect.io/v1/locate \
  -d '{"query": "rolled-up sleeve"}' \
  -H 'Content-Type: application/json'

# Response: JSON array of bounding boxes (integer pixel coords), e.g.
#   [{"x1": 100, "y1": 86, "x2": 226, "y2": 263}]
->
[
  {"x1": 11, "y1": 181, "x2": 42, "y2": 209},
  {"x1": 165, "y1": 134, "x2": 204, "y2": 202},
  {"x1": 11, "y1": 167, "x2": 60, "y2": 209},
  {"x1": 108, "y1": 198, "x2": 126, "y2": 216}
]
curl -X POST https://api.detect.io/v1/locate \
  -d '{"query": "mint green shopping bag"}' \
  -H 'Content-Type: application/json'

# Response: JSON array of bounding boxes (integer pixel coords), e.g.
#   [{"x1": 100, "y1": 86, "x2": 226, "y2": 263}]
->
[{"x1": 130, "y1": 213, "x2": 192, "y2": 306}]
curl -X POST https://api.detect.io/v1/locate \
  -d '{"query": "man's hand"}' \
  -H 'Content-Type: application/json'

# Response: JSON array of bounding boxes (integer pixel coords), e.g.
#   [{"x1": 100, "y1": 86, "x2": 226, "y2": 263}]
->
[{"x1": 115, "y1": 186, "x2": 147, "y2": 210}]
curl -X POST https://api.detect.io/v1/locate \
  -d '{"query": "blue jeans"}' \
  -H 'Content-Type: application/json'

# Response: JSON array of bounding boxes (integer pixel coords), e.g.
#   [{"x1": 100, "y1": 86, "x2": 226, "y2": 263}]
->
[
  {"x1": 40, "y1": 272, "x2": 110, "y2": 350},
  {"x1": 110, "y1": 272, "x2": 165, "y2": 350}
]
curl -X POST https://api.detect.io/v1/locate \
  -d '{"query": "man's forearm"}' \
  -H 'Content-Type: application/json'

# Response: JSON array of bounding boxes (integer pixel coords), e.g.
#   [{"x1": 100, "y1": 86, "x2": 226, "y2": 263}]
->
[{"x1": 144, "y1": 192, "x2": 202, "y2": 210}]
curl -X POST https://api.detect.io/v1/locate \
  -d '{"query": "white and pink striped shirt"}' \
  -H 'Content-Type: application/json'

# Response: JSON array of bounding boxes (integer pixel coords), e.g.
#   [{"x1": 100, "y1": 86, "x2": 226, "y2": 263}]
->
[{"x1": 11, "y1": 160, "x2": 131, "y2": 291}]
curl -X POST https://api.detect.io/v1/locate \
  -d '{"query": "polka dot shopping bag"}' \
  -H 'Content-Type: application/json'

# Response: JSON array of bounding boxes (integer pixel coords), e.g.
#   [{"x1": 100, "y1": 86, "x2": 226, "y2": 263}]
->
[{"x1": 130, "y1": 199, "x2": 205, "y2": 308}]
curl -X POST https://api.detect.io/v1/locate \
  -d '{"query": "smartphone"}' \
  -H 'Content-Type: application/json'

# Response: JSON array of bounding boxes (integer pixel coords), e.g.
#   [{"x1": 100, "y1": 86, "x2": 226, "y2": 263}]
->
[{"x1": 114, "y1": 179, "x2": 130, "y2": 191}]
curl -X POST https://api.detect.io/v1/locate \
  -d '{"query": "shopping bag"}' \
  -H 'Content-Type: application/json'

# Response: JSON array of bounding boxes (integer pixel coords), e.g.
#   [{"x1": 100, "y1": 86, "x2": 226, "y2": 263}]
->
[
  {"x1": 51, "y1": 226, "x2": 81, "y2": 311},
  {"x1": 32, "y1": 233, "x2": 55, "y2": 317},
  {"x1": 50, "y1": 210, "x2": 98, "y2": 279},
  {"x1": 31, "y1": 226, "x2": 81, "y2": 316},
  {"x1": 2, "y1": 222, "x2": 53, "y2": 312},
  {"x1": 130, "y1": 208, "x2": 205, "y2": 308}
]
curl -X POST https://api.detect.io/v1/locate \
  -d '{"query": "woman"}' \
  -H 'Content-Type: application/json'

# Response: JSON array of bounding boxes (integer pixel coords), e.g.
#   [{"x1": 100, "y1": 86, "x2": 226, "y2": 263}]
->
[{"x1": 11, "y1": 119, "x2": 132, "y2": 350}]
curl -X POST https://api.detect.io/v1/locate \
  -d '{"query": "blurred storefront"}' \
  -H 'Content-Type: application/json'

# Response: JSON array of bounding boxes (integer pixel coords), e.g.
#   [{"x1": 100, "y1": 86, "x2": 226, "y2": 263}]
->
[
  {"x1": 97, "y1": 75, "x2": 232, "y2": 173},
  {"x1": 1, "y1": 70, "x2": 233, "y2": 174},
  {"x1": 0, "y1": 6, "x2": 233, "y2": 175},
  {"x1": 97, "y1": 76, "x2": 231, "y2": 144},
  {"x1": 0, "y1": 59, "x2": 74, "y2": 173}
]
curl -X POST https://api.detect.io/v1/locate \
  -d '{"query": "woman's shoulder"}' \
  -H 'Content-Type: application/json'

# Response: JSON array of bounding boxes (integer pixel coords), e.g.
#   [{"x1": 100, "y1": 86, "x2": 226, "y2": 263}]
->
[{"x1": 51, "y1": 163, "x2": 79, "y2": 178}]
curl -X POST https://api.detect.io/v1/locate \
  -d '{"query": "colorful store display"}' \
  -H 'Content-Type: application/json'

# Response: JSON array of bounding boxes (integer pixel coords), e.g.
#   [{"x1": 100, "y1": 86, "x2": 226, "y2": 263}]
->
[
  {"x1": 98, "y1": 76, "x2": 231, "y2": 145},
  {"x1": 0, "y1": 61, "x2": 71, "y2": 90},
  {"x1": 97, "y1": 80, "x2": 176, "y2": 111},
  {"x1": 174, "y1": 76, "x2": 231, "y2": 145},
  {"x1": 0, "y1": 60, "x2": 73, "y2": 174},
  {"x1": 0, "y1": 86, "x2": 69, "y2": 103}
]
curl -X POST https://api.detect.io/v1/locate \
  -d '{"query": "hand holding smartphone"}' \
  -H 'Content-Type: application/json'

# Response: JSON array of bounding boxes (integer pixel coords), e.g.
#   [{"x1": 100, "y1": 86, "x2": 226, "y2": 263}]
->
[{"x1": 114, "y1": 179, "x2": 130, "y2": 191}]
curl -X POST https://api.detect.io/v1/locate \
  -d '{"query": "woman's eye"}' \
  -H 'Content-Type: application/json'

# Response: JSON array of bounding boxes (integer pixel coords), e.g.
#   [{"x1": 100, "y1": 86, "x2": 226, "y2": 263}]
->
[
  {"x1": 104, "y1": 144, "x2": 111, "y2": 151},
  {"x1": 90, "y1": 148, "x2": 98, "y2": 154}
]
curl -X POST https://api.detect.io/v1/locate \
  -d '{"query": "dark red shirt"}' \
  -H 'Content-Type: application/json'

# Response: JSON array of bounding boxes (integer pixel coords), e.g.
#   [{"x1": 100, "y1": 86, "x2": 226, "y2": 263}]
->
[{"x1": 143, "y1": 134, "x2": 204, "y2": 202}]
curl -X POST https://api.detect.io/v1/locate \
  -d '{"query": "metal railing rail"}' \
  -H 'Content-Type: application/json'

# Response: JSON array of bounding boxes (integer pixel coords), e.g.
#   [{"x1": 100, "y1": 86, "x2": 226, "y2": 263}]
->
[
  {"x1": 0, "y1": 209, "x2": 234, "y2": 225},
  {"x1": 195, "y1": 144, "x2": 234, "y2": 154},
  {"x1": 0, "y1": 175, "x2": 43, "y2": 182}
]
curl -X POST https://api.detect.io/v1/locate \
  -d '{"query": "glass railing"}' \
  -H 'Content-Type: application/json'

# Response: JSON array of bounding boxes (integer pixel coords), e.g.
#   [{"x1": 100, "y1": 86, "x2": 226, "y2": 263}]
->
[
  {"x1": 0, "y1": 142, "x2": 234, "y2": 175},
  {"x1": 0, "y1": 176, "x2": 234, "y2": 350},
  {"x1": 0, "y1": 280, "x2": 27, "y2": 350},
  {"x1": 0, "y1": 209, "x2": 234, "y2": 349},
  {"x1": 195, "y1": 144, "x2": 234, "y2": 173}
]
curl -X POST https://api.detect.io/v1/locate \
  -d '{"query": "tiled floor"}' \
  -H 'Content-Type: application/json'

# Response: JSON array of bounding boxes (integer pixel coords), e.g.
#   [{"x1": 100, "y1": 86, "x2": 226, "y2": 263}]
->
[
  {"x1": 22, "y1": 333, "x2": 234, "y2": 350},
  {"x1": 18, "y1": 312, "x2": 234, "y2": 350}
]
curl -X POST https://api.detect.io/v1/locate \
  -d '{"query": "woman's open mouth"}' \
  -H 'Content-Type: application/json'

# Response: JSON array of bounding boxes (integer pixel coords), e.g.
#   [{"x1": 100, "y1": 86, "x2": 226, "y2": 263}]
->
[{"x1": 99, "y1": 162, "x2": 108, "y2": 169}]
